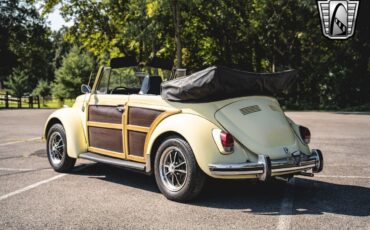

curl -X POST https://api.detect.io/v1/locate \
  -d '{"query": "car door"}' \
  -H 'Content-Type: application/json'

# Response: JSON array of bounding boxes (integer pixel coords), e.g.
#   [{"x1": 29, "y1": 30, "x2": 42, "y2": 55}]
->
[{"x1": 86, "y1": 67, "x2": 131, "y2": 159}]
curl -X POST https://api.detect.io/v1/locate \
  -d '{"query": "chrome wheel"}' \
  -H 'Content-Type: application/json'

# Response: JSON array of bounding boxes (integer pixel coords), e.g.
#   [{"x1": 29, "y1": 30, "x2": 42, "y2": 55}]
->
[
  {"x1": 154, "y1": 137, "x2": 205, "y2": 201},
  {"x1": 48, "y1": 132, "x2": 65, "y2": 166},
  {"x1": 159, "y1": 146, "x2": 188, "y2": 192}
]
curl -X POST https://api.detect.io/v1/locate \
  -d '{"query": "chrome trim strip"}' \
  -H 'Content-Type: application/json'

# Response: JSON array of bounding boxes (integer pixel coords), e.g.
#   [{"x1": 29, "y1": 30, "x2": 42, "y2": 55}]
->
[
  {"x1": 80, "y1": 152, "x2": 146, "y2": 171},
  {"x1": 210, "y1": 170, "x2": 264, "y2": 176},
  {"x1": 271, "y1": 164, "x2": 315, "y2": 173},
  {"x1": 209, "y1": 162, "x2": 264, "y2": 170},
  {"x1": 208, "y1": 155, "x2": 318, "y2": 176}
]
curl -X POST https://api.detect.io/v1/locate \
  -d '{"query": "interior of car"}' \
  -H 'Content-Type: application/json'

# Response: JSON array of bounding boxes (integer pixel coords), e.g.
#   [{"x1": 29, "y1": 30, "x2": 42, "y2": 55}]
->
[
  {"x1": 93, "y1": 56, "x2": 172, "y2": 96},
  {"x1": 96, "y1": 67, "x2": 167, "y2": 96}
]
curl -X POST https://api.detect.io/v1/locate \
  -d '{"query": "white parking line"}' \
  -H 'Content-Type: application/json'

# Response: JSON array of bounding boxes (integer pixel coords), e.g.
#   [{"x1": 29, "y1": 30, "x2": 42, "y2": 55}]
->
[
  {"x1": 315, "y1": 175, "x2": 370, "y2": 179},
  {"x1": 0, "y1": 167, "x2": 34, "y2": 171},
  {"x1": 0, "y1": 174, "x2": 66, "y2": 201},
  {"x1": 0, "y1": 164, "x2": 90, "y2": 202},
  {"x1": 275, "y1": 174, "x2": 369, "y2": 229},
  {"x1": 0, "y1": 137, "x2": 41, "y2": 146},
  {"x1": 277, "y1": 178, "x2": 295, "y2": 230}
]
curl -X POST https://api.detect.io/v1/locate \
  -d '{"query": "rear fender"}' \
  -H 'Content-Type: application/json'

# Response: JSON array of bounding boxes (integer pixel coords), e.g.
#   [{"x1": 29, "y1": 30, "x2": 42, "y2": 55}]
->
[
  {"x1": 43, "y1": 108, "x2": 87, "y2": 158},
  {"x1": 285, "y1": 116, "x2": 311, "y2": 155},
  {"x1": 145, "y1": 113, "x2": 250, "y2": 176}
]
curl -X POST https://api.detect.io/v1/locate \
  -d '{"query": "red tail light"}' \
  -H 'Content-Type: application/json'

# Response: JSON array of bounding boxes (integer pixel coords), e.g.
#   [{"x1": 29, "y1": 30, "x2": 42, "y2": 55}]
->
[
  {"x1": 299, "y1": 126, "x2": 311, "y2": 144},
  {"x1": 220, "y1": 131, "x2": 234, "y2": 152}
]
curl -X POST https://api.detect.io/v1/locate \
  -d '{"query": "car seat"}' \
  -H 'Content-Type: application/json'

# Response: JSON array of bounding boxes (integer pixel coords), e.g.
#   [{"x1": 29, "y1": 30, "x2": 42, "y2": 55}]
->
[{"x1": 139, "y1": 75, "x2": 162, "y2": 95}]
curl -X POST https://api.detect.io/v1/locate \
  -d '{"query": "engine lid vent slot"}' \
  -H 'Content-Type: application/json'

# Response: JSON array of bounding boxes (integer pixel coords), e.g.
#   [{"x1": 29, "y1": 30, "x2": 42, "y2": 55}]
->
[{"x1": 239, "y1": 105, "x2": 261, "y2": 115}]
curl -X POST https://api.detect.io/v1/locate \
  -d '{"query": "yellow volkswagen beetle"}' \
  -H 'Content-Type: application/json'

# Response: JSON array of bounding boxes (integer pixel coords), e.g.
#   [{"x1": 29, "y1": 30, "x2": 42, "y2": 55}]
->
[{"x1": 43, "y1": 57, "x2": 323, "y2": 202}]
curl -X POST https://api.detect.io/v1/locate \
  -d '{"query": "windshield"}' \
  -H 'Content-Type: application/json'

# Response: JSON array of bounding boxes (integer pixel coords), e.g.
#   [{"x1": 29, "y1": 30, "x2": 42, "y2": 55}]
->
[{"x1": 96, "y1": 66, "x2": 171, "y2": 95}]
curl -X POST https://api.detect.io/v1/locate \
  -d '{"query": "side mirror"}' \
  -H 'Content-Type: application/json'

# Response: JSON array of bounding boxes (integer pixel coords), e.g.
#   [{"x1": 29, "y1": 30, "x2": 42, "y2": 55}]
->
[{"x1": 81, "y1": 84, "x2": 91, "y2": 94}]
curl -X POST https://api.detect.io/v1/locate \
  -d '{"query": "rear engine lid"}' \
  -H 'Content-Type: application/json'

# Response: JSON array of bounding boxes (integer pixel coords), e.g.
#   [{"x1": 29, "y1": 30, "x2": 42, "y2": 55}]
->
[{"x1": 215, "y1": 97, "x2": 299, "y2": 160}]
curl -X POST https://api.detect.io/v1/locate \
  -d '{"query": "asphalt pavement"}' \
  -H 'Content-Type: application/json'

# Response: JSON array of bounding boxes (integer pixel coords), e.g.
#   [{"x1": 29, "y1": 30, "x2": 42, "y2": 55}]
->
[{"x1": 0, "y1": 109, "x2": 369, "y2": 229}]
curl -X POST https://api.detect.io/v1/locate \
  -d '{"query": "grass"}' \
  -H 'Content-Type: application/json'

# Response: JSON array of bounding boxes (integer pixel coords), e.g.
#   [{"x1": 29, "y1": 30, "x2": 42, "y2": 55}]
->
[
  {"x1": 0, "y1": 90, "x2": 368, "y2": 111},
  {"x1": 0, "y1": 97, "x2": 75, "y2": 109},
  {"x1": 40, "y1": 99, "x2": 75, "y2": 108},
  {"x1": 341, "y1": 103, "x2": 370, "y2": 112}
]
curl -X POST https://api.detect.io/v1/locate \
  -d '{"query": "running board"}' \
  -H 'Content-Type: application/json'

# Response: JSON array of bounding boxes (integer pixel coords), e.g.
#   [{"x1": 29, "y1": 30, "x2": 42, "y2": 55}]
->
[{"x1": 79, "y1": 152, "x2": 146, "y2": 171}]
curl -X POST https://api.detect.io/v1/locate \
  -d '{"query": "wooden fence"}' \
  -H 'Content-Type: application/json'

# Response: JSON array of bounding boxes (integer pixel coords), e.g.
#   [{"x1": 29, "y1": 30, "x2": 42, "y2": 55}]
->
[{"x1": 0, "y1": 92, "x2": 40, "y2": 109}]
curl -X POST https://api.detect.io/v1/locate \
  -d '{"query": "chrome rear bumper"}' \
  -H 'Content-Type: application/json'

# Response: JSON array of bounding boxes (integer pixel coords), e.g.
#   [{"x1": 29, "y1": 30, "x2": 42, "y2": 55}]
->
[{"x1": 208, "y1": 149, "x2": 323, "y2": 181}]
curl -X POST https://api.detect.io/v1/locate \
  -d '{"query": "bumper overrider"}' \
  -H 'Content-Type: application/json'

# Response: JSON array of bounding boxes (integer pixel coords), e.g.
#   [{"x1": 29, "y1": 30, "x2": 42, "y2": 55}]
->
[{"x1": 208, "y1": 149, "x2": 324, "y2": 181}]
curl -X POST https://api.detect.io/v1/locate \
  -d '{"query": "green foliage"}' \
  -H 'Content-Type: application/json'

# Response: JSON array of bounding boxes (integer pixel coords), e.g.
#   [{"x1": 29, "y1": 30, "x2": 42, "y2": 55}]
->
[
  {"x1": 33, "y1": 80, "x2": 51, "y2": 97},
  {"x1": 0, "y1": 0, "x2": 54, "y2": 89},
  {"x1": 41, "y1": 98, "x2": 75, "y2": 108},
  {"x1": 3, "y1": 0, "x2": 370, "y2": 110},
  {"x1": 110, "y1": 68, "x2": 141, "y2": 88},
  {"x1": 52, "y1": 46, "x2": 95, "y2": 100},
  {"x1": 4, "y1": 68, "x2": 29, "y2": 98},
  {"x1": 43, "y1": 0, "x2": 176, "y2": 63},
  {"x1": 32, "y1": 79, "x2": 51, "y2": 105},
  {"x1": 51, "y1": 29, "x2": 73, "y2": 69}
]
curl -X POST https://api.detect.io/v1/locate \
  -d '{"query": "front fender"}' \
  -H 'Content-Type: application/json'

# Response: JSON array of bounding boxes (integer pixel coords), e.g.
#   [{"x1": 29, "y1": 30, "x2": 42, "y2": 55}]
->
[
  {"x1": 43, "y1": 108, "x2": 87, "y2": 158},
  {"x1": 146, "y1": 113, "x2": 250, "y2": 177}
]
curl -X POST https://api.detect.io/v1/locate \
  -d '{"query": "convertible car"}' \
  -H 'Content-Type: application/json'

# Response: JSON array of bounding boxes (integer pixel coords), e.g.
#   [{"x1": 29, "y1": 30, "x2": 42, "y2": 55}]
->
[{"x1": 43, "y1": 57, "x2": 323, "y2": 202}]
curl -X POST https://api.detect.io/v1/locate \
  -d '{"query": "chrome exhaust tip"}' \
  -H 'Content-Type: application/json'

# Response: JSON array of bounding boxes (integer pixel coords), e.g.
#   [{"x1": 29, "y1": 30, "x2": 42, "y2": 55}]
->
[
  {"x1": 298, "y1": 171, "x2": 314, "y2": 177},
  {"x1": 275, "y1": 176, "x2": 293, "y2": 182}
]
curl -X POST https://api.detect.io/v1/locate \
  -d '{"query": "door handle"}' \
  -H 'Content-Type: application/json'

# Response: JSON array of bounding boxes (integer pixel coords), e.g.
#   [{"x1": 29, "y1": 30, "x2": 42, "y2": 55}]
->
[{"x1": 116, "y1": 105, "x2": 125, "y2": 113}]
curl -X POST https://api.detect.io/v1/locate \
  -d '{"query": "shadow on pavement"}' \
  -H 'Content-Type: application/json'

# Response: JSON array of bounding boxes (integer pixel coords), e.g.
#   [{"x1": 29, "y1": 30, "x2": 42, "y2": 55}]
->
[
  {"x1": 73, "y1": 163, "x2": 160, "y2": 193},
  {"x1": 194, "y1": 177, "x2": 370, "y2": 217},
  {"x1": 70, "y1": 162, "x2": 370, "y2": 217}
]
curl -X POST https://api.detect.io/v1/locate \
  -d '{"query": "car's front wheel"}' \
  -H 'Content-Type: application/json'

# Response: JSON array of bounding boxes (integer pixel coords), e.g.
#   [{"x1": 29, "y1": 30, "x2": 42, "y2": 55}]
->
[
  {"x1": 47, "y1": 123, "x2": 76, "y2": 172},
  {"x1": 154, "y1": 136, "x2": 205, "y2": 202}
]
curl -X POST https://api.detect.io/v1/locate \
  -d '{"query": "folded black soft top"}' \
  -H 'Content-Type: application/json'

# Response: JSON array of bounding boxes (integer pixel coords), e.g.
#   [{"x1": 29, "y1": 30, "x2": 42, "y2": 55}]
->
[{"x1": 161, "y1": 66, "x2": 297, "y2": 101}]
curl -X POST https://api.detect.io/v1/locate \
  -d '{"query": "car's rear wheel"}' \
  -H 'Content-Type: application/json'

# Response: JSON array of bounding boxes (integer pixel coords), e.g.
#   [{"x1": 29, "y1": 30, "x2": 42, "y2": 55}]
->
[
  {"x1": 154, "y1": 136, "x2": 205, "y2": 202},
  {"x1": 47, "y1": 123, "x2": 76, "y2": 172}
]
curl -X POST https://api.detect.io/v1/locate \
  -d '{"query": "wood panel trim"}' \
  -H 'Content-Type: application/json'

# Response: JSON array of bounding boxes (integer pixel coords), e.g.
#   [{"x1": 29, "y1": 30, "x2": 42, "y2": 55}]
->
[
  {"x1": 88, "y1": 146, "x2": 124, "y2": 159},
  {"x1": 126, "y1": 125, "x2": 150, "y2": 133},
  {"x1": 144, "y1": 110, "x2": 181, "y2": 156},
  {"x1": 88, "y1": 105, "x2": 122, "y2": 124},
  {"x1": 87, "y1": 121, "x2": 122, "y2": 130},
  {"x1": 125, "y1": 109, "x2": 181, "y2": 163},
  {"x1": 90, "y1": 103, "x2": 182, "y2": 164},
  {"x1": 127, "y1": 154, "x2": 146, "y2": 163},
  {"x1": 124, "y1": 106, "x2": 174, "y2": 162},
  {"x1": 124, "y1": 104, "x2": 129, "y2": 159},
  {"x1": 88, "y1": 127, "x2": 123, "y2": 154},
  {"x1": 128, "y1": 107, "x2": 163, "y2": 127},
  {"x1": 122, "y1": 111, "x2": 126, "y2": 156}
]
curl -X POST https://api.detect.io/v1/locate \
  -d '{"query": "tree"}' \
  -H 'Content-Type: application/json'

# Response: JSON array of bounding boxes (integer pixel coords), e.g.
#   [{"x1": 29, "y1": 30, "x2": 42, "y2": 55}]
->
[
  {"x1": 4, "y1": 68, "x2": 28, "y2": 98},
  {"x1": 42, "y1": 0, "x2": 177, "y2": 63},
  {"x1": 52, "y1": 46, "x2": 95, "y2": 100},
  {"x1": 0, "y1": 0, "x2": 54, "y2": 89},
  {"x1": 32, "y1": 79, "x2": 51, "y2": 105},
  {"x1": 51, "y1": 29, "x2": 73, "y2": 69},
  {"x1": 170, "y1": 0, "x2": 182, "y2": 68},
  {"x1": 41, "y1": 0, "x2": 370, "y2": 109}
]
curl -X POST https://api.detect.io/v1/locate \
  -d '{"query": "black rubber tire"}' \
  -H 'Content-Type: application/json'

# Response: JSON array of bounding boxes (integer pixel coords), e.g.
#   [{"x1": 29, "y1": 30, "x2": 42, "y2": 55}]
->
[
  {"x1": 313, "y1": 149, "x2": 324, "y2": 173},
  {"x1": 154, "y1": 136, "x2": 205, "y2": 202},
  {"x1": 46, "y1": 123, "x2": 76, "y2": 172}
]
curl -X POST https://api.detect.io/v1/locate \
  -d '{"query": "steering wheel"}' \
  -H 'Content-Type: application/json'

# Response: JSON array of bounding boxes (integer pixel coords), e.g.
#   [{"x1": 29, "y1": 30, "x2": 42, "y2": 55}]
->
[{"x1": 110, "y1": 86, "x2": 129, "y2": 94}]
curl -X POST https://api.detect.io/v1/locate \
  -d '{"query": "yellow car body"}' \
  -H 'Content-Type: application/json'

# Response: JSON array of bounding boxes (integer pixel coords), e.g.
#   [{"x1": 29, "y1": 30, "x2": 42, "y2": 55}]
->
[{"x1": 43, "y1": 65, "x2": 323, "y2": 201}]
